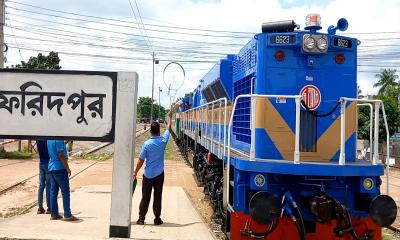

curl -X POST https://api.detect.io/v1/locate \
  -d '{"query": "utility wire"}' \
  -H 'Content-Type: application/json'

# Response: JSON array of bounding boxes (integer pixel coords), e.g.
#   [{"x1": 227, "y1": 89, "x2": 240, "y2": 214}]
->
[
  {"x1": 6, "y1": 13, "x2": 248, "y2": 46},
  {"x1": 8, "y1": 22, "x2": 241, "y2": 51},
  {"x1": 6, "y1": 45, "x2": 219, "y2": 63},
  {"x1": 6, "y1": 0, "x2": 400, "y2": 38},
  {"x1": 133, "y1": 0, "x2": 153, "y2": 50},
  {"x1": 127, "y1": 0, "x2": 152, "y2": 51},
  {"x1": 5, "y1": 0, "x2": 254, "y2": 35},
  {"x1": 4, "y1": 29, "x2": 234, "y2": 57},
  {"x1": 7, "y1": 21, "x2": 23, "y2": 62},
  {"x1": 5, "y1": 6, "x2": 253, "y2": 39}
]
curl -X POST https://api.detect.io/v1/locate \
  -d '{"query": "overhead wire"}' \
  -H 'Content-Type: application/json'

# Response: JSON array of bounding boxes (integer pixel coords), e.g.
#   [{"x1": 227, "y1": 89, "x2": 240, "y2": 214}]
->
[
  {"x1": 6, "y1": 12, "x2": 248, "y2": 46},
  {"x1": 127, "y1": 0, "x2": 152, "y2": 52},
  {"x1": 7, "y1": 23, "x2": 241, "y2": 53},
  {"x1": 132, "y1": 0, "x2": 153, "y2": 50},
  {"x1": 4, "y1": 25, "x2": 234, "y2": 58},
  {"x1": 5, "y1": 0, "x2": 254, "y2": 36},
  {"x1": 5, "y1": 45, "x2": 219, "y2": 63},
  {"x1": 3, "y1": 0, "x2": 399, "y2": 74},
  {"x1": 7, "y1": 21, "x2": 23, "y2": 62}
]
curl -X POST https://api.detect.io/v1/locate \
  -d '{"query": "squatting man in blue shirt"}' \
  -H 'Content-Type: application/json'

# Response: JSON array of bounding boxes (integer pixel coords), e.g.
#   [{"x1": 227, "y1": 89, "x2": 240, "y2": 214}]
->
[{"x1": 132, "y1": 110, "x2": 173, "y2": 225}]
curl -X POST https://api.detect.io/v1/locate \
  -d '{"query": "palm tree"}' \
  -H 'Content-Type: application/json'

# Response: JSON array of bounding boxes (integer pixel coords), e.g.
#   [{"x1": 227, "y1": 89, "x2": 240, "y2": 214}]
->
[
  {"x1": 374, "y1": 69, "x2": 399, "y2": 95},
  {"x1": 357, "y1": 85, "x2": 364, "y2": 99}
]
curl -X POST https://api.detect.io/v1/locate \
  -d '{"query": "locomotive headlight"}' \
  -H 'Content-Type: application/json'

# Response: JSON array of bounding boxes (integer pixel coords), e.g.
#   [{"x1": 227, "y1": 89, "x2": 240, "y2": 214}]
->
[
  {"x1": 363, "y1": 178, "x2": 374, "y2": 190},
  {"x1": 316, "y1": 37, "x2": 328, "y2": 51},
  {"x1": 304, "y1": 37, "x2": 315, "y2": 49}
]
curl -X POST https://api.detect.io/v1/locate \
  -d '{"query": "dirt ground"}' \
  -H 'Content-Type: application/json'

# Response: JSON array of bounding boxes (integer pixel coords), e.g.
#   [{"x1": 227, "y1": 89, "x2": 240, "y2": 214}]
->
[
  {"x1": 1, "y1": 133, "x2": 399, "y2": 239},
  {"x1": 0, "y1": 130, "x2": 219, "y2": 236}
]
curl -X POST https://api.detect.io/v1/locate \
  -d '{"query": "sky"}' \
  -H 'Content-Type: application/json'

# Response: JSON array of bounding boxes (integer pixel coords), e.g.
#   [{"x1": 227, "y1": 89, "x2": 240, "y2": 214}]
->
[{"x1": 3, "y1": 0, "x2": 400, "y2": 108}]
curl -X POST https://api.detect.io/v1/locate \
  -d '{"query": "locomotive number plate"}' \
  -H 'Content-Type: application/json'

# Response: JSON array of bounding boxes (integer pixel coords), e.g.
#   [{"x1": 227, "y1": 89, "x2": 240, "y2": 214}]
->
[
  {"x1": 333, "y1": 37, "x2": 352, "y2": 48},
  {"x1": 270, "y1": 35, "x2": 295, "y2": 44}
]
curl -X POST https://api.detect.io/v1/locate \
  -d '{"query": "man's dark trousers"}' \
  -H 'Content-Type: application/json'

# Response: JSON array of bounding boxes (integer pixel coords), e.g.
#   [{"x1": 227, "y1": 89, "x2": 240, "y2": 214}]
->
[{"x1": 139, "y1": 172, "x2": 164, "y2": 220}]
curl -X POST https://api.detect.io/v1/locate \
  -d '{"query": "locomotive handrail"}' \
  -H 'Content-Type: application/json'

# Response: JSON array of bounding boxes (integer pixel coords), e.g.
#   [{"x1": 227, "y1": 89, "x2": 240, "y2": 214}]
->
[
  {"x1": 226, "y1": 94, "x2": 303, "y2": 209},
  {"x1": 357, "y1": 103, "x2": 373, "y2": 162},
  {"x1": 182, "y1": 97, "x2": 227, "y2": 159},
  {"x1": 340, "y1": 97, "x2": 391, "y2": 194}
]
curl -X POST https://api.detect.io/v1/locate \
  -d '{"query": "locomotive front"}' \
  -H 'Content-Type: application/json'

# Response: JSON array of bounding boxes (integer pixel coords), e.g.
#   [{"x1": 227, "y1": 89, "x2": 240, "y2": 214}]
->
[
  {"x1": 175, "y1": 14, "x2": 397, "y2": 240},
  {"x1": 227, "y1": 14, "x2": 397, "y2": 240}
]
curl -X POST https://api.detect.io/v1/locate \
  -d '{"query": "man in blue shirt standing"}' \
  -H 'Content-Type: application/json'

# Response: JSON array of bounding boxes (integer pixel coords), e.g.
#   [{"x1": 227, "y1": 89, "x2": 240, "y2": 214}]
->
[
  {"x1": 36, "y1": 140, "x2": 51, "y2": 214},
  {"x1": 47, "y1": 140, "x2": 78, "y2": 221},
  {"x1": 132, "y1": 111, "x2": 172, "y2": 225}
]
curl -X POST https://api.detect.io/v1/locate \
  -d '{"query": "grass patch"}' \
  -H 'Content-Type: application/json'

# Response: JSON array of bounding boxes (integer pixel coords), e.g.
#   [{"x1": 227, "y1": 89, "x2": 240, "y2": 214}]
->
[
  {"x1": 135, "y1": 130, "x2": 151, "y2": 158},
  {"x1": 133, "y1": 127, "x2": 174, "y2": 160},
  {"x1": 383, "y1": 229, "x2": 400, "y2": 240},
  {"x1": 0, "y1": 151, "x2": 33, "y2": 159},
  {"x1": 78, "y1": 152, "x2": 114, "y2": 161},
  {"x1": 2, "y1": 203, "x2": 35, "y2": 218},
  {"x1": 164, "y1": 135, "x2": 174, "y2": 160},
  {"x1": 383, "y1": 234, "x2": 395, "y2": 240}
]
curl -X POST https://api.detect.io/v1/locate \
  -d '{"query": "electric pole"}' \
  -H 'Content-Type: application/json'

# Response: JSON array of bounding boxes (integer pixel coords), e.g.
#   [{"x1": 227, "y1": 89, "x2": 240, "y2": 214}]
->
[
  {"x1": 0, "y1": 0, "x2": 5, "y2": 68},
  {"x1": 150, "y1": 52, "x2": 155, "y2": 123},
  {"x1": 150, "y1": 52, "x2": 159, "y2": 123},
  {"x1": 158, "y1": 87, "x2": 162, "y2": 120}
]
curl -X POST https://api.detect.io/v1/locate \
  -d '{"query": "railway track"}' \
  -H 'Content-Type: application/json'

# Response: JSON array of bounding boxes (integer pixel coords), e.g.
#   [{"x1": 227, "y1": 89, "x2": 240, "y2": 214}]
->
[
  {"x1": 0, "y1": 126, "x2": 149, "y2": 202},
  {"x1": 0, "y1": 174, "x2": 39, "y2": 196},
  {"x1": 0, "y1": 160, "x2": 24, "y2": 168},
  {"x1": 82, "y1": 126, "x2": 146, "y2": 155}
]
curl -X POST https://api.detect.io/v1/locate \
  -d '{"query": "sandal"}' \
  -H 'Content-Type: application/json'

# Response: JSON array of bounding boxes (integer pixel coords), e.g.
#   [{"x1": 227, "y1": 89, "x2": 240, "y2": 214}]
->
[
  {"x1": 63, "y1": 215, "x2": 79, "y2": 221},
  {"x1": 154, "y1": 218, "x2": 163, "y2": 225},
  {"x1": 50, "y1": 215, "x2": 62, "y2": 220},
  {"x1": 37, "y1": 208, "x2": 45, "y2": 214}
]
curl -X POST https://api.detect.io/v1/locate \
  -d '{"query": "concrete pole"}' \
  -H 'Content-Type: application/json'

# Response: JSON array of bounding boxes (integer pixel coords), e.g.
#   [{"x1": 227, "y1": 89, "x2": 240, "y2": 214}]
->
[
  {"x1": 150, "y1": 52, "x2": 155, "y2": 123},
  {"x1": 109, "y1": 72, "x2": 139, "y2": 238},
  {"x1": 158, "y1": 87, "x2": 162, "y2": 120},
  {"x1": 0, "y1": 0, "x2": 4, "y2": 68},
  {"x1": 0, "y1": 0, "x2": 4, "y2": 152}
]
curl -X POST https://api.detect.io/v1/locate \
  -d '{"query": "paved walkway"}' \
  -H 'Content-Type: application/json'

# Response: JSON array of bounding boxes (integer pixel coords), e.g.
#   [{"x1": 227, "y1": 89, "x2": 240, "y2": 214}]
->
[{"x1": 0, "y1": 185, "x2": 215, "y2": 240}]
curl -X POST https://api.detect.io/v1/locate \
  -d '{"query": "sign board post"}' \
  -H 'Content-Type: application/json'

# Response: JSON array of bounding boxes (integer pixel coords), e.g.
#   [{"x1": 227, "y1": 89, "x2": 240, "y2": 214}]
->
[
  {"x1": 109, "y1": 72, "x2": 138, "y2": 237},
  {"x1": 0, "y1": 69, "x2": 138, "y2": 238}
]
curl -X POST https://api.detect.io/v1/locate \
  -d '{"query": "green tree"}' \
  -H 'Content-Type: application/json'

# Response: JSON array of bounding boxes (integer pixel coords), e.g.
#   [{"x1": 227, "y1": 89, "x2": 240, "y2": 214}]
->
[
  {"x1": 375, "y1": 94, "x2": 400, "y2": 141},
  {"x1": 154, "y1": 105, "x2": 166, "y2": 120},
  {"x1": 357, "y1": 105, "x2": 371, "y2": 140},
  {"x1": 358, "y1": 69, "x2": 400, "y2": 141},
  {"x1": 15, "y1": 51, "x2": 61, "y2": 70},
  {"x1": 358, "y1": 95, "x2": 400, "y2": 141},
  {"x1": 373, "y1": 69, "x2": 399, "y2": 95},
  {"x1": 137, "y1": 97, "x2": 167, "y2": 120},
  {"x1": 138, "y1": 97, "x2": 153, "y2": 119},
  {"x1": 357, "y1": 85, "x2": 364, "y2": 99}
]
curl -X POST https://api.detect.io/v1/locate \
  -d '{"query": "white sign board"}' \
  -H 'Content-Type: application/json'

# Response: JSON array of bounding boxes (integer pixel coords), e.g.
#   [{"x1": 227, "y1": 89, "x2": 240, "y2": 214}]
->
[{"x1": 0, "y1": 70, "x2": 116, "y2": 141}]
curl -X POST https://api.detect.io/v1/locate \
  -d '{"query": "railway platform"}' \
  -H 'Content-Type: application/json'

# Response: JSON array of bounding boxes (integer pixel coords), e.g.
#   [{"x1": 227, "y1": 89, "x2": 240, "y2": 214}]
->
[{"x1": 0, "y1": 184, "x2": 215, "y2": 240}]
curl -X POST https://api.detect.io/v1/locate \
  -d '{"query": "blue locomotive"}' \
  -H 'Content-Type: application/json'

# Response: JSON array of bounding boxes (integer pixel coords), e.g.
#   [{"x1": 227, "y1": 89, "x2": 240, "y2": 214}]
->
[{"x1": 172, "y1": 14, "x2": 397, "y2": 240}]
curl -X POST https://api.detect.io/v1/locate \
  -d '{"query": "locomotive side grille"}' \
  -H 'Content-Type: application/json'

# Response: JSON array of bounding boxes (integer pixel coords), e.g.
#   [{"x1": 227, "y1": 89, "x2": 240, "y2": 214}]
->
[
  {"x1": 233, "y1": 39, "x2": 257, "y2": 81},
  {"x1": 300, "y1": 111, "x2": 317, "y2": 152},
  {"x1": 201, "y1": 79, "x2": 229, "y2": 102},
  {"x1": 232, "y1": 74, "x2": 255, "y2": 144},
  {"x1": 202, "y1": 87, "x2": 215, "y2": 102},
  {"x1": 211, "y1": 80, "x2": 228, "y2": 100}
]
